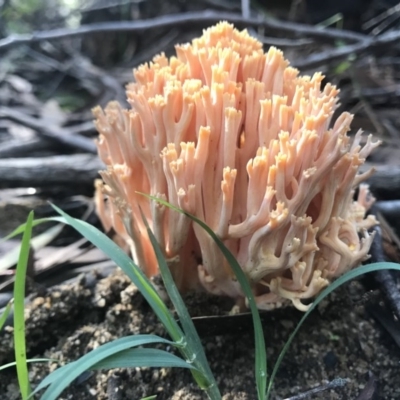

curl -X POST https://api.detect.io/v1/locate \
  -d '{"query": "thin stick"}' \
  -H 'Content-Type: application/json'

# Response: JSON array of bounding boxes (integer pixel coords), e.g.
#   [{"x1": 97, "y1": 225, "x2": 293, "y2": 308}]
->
[
  {"x1": 0, "y1": 106, "x2": 97, "y2": 153},
  {"x1": 369, "y1": 212, "x2": 400, "y2": 321},
  {"x1": 284, "y1": 378, "x2": 349, "y2": 400},
  {"x1": 0, "y1": 11, "x2": 367, "y2": 53}
]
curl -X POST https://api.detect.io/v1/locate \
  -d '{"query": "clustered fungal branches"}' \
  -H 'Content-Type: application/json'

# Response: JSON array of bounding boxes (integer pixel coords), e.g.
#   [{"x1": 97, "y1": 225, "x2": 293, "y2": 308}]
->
[{"x1": 94, "y1": 22, "x2": 380, "y2": 311}]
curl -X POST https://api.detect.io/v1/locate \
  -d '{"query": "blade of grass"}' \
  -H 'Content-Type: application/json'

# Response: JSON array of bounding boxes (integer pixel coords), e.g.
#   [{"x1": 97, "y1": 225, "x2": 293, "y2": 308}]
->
[
  {"x1": 43, "y1": 206, "x2": 184, "y2": 344},
  {"x1": 4, "y1": 216, "x2": 176, "y2": 338},
  {"x1": 0, "y1": 358, "x2": 57, "y2": 372},
  {"x1": 266, "y1": 262, "x2": 400, "y2": 398},
  {"x1": 31, "y1": 334, "x2": 179, "y2": 400},
  {"x1": 1, "y1": 218, "x2": 53, "y2": 242},
  {"x1": 45, "y1": 205, "x2": 221, "y2": 399},
  {"x1": 140, "y1": 208, "x2": 220, "y2": 396},
  {"x1": 0, "y1": 224, "x2": 64, "y2": 272},
  {"x1": 92, "y1": 347, "x2": 198, "y2": 369},
  {"x1": 0, "y1": 298, "x2": 13, "y2": 331},
  {"x1": 13, "y1": 211, "x2": 34, "y2": 400},
  {"x1": 10, "y1": 209, "x2": 216, "y2": 400},
  {"x1": 141, "y1": 194, "x2": 267, "y2": 400}
]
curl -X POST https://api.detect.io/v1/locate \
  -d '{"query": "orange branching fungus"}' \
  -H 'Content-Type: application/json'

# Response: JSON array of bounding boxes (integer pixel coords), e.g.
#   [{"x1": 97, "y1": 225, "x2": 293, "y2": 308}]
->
[{"x1": 93, "y1": 22, "x2": 380, "y2": 311}]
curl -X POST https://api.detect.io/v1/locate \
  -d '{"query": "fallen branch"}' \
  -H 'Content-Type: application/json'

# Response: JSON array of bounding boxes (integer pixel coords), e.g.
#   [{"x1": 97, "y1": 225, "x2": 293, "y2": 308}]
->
[
  {"x1": 0, "y1": 107, "x2": 97, "y2": 154},
  {"x1": 363, "y1": 164, "x2": 400, "y2": 198},
  {"x1": 284, "y1": 378, "x2": 349, "y2": 400},
  {"x1": 0, "y1": 10, "x2": 367, "y2": 53},
  {"x1": 0, "y1": 154, "x2": 103, "y2": 187},
  {"x1": 0, "y1": 137, "x2": 52, "y2": 158},
  {"x1": 368, "y1": 217, "x2": 400, "y2": 321}
]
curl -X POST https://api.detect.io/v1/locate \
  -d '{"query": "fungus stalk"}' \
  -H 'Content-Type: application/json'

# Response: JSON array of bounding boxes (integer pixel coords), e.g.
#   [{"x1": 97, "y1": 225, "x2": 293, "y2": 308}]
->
[{"x1": 94, "y1": 22, "x2": 380, "y2": 311}]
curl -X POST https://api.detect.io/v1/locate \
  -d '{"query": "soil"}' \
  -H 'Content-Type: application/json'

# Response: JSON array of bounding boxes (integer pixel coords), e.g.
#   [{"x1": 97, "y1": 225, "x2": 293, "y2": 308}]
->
[{"x1": 0, "y1": 267, "x2": 399, "y2": 400}]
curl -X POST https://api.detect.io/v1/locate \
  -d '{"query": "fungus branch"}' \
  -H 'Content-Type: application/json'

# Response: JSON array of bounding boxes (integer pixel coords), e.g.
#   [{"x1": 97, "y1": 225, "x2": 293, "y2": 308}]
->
[{"x1": 94, "y1": 22, "x2": 380, "y2": 311}]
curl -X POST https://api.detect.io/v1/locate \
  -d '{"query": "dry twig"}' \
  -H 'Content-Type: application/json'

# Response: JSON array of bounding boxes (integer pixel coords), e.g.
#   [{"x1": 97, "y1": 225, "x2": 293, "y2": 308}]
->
[
  {"x1": 0, "y1": 10, "x2": 367, "y2": 53},
  {"x1": 284, "y1": 378, "x2": 350, "y2": 400},
  {"x1": 0, "y1": 106, "x2": 97, "y2": 153},
  {"x1": 0, "y1": 154, "x2": 102, "y2": 187}
]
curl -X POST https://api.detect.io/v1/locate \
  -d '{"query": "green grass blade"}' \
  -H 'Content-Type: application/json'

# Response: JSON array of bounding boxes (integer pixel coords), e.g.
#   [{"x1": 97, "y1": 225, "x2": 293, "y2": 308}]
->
[
  {"x1": 13, "y1": 211, "x2": 34, "y2": 400},
  {"x1": 141, "y1": 194, "x2": 267, "y2": 399},
  {"x1": 0, "y1": 224, "x2": 64, "y2": 272},
  {"x1": 92, "y1": 348, "x2": 198, "y2": 369},
  {"x1": 47, "y1": 205, "x2": 184, "y2": 344},
  {"x1": 2, "y1": 214, "x2": 183, "y2": 342},
  {"x1": 0, "y1": 358, "x2": 57, "y2": 372},
  {"x1": 10, "y1": 210, "x2": 218, "y2": 398},
  {"x1": 1, "y1": 218, "x2": 51, "y2": 242},
  {"x1": 31, "y1": 334, "x2": 176, "y2": 400},
  {"x1": 266, "y1": 262, "x2": 400, "y2": 398},
  {"x1": 141, "y1": 209, "x2": 220, "y2": 395},
  {"x1": 0, "y1": 298, "x2": 13, "y2": 331}
]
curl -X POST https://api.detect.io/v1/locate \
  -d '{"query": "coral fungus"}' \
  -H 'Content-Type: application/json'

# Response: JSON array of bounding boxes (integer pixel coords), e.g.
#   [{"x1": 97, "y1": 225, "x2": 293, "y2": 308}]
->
[{"x1": 93, "y1": 22, "x2": 380, "y2": 311}]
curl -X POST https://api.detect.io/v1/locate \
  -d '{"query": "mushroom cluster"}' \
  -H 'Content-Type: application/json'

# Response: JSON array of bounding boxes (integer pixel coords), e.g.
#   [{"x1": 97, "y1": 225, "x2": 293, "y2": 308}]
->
[{"x1": 93, "y1": 22, "x2": 379, "y2": 311}]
